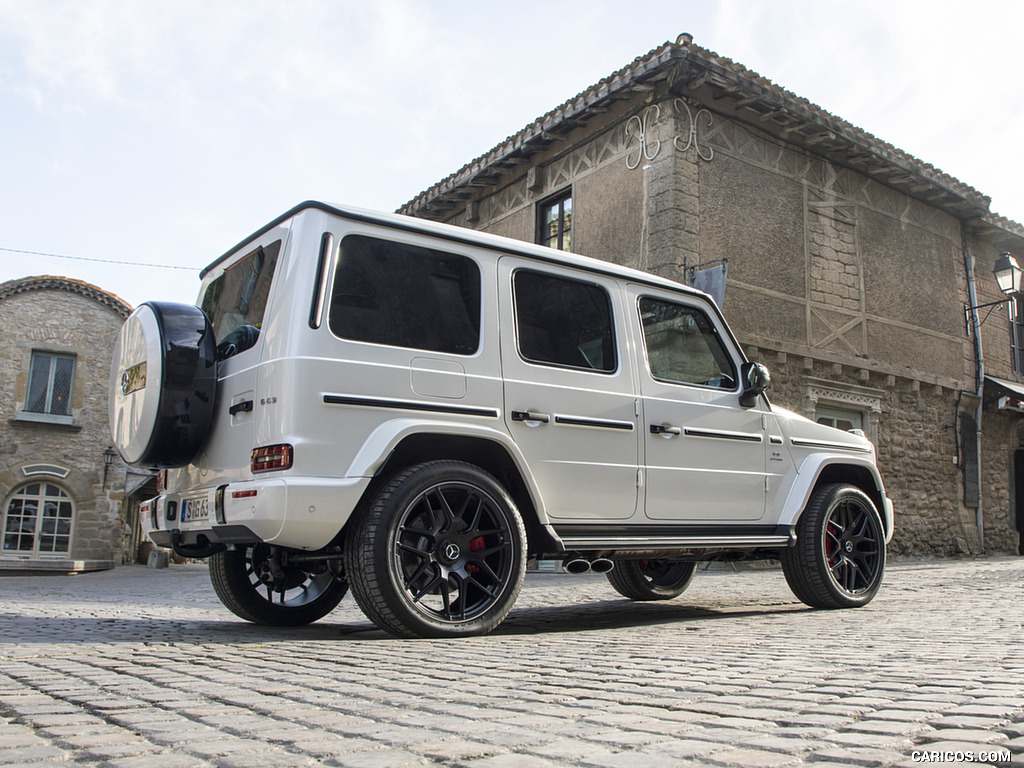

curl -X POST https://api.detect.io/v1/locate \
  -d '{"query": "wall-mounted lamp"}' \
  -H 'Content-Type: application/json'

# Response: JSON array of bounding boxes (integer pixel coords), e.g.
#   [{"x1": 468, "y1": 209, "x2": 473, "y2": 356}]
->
[
  {"x1": 102, "y1": 446, "x2": 117, "y2": 488},
  {"x1": 965, "y1": 252, "x2": 1022, "y2": 328},
  {"x1": 992, "y1": 252, "x2": 1023, "y2": 295}
]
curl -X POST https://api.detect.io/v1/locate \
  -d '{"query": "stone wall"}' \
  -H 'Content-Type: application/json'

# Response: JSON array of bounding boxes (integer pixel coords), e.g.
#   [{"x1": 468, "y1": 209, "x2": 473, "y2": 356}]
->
[{"x1": 980, "y1": 410, "x2": 1024, "y2": 553}]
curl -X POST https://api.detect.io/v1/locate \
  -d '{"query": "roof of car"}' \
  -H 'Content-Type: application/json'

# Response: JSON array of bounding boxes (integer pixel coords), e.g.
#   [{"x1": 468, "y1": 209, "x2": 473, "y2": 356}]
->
[{"x1": 202, "y1": 199, "x2": 712, "y2": 301}]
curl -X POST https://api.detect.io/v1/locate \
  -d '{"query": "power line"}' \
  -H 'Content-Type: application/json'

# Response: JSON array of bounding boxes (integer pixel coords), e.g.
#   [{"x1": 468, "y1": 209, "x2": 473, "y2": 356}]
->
[{"x1": 0, "y1": 246, "x2": 199, "y2": 271}]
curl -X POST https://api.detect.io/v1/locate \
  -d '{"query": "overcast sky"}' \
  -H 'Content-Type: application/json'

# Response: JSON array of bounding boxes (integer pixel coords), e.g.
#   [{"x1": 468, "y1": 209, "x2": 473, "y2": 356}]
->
[{"x1": 1, "y1": 0, "x2": 1022, "y2": 309}]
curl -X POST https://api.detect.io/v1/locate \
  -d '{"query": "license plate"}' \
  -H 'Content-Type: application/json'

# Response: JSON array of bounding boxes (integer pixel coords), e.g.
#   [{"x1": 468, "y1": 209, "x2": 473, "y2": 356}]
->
[{"x1": 181, "y1": 497, "x2": 209, "y2": 523}]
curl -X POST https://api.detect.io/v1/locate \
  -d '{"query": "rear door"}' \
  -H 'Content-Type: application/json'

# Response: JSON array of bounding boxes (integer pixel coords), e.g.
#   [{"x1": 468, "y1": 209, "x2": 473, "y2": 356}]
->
[
  {"x1": 629, "y1": 286, "x2": 768, "y2": 522},
  {"x1": 498, "y1": 258, "x2": 640, "y2": 521}
]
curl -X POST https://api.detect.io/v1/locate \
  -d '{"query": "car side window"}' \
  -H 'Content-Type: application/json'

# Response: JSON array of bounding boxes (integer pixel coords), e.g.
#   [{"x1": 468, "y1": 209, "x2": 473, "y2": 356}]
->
[
  {"x1": 639, "y1": 296, "x2": 737, "y2": 389},
  {"x1": 513, "y1": 269, "x2": 616, "y2": 372},
  {"x1": 328, "y1": 235, "x2": 481, "y2": 355}
]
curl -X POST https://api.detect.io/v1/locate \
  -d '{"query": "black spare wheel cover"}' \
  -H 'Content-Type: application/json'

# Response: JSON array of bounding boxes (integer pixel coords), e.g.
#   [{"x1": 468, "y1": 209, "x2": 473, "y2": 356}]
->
[{"x1": 109, "y1": 302, "x2": 217, "y2": 468}]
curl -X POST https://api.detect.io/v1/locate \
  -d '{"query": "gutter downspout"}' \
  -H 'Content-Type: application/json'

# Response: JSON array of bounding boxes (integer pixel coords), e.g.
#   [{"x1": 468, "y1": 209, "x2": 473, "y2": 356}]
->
[{"x1": 963, "y1": 224, "x2": 986, "y2": 552}]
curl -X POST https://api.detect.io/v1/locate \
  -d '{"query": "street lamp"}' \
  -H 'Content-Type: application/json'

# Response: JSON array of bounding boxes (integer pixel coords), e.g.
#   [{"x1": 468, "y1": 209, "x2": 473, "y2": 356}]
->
[
  {"x1": 102, "y1": 446, "x2": 117, "y2": 488},
  {"x1": 992, "y1": 252, "x2": 1023, "y2": 295},
  {"x1": 965, "y1": 252, "x2": 1022, "y2": 325}
]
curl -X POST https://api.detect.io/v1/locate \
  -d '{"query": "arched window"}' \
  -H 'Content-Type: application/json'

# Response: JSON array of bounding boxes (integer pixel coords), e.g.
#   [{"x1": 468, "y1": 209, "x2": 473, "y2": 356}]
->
[{"x1": 2, "y1": 483, "x2": 74, "y2": 556}]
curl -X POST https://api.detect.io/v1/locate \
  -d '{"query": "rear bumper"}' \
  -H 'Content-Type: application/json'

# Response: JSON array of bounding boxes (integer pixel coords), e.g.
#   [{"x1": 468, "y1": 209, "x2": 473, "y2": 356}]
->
[{"x1": 141, "y1": 475, "x2": 371, "y2": 552}]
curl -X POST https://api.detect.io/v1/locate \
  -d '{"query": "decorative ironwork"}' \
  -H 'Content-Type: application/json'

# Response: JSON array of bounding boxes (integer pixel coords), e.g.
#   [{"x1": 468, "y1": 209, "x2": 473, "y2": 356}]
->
[
  {"x1": 673, "y1": 98, "x2": 714, "y2": 161},
  {"x1": 625, "y1": 100, "x2": 715, "y2": 169},
  {"x1": 625, "y1": 105, "x2": 661, "y2": 170}
]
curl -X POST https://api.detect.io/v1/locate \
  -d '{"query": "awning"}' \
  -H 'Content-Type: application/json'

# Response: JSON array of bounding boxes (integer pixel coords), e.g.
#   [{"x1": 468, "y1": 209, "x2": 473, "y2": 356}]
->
[{"x1": 984, "y1": 376, "x2": 1024, "y2": 411}]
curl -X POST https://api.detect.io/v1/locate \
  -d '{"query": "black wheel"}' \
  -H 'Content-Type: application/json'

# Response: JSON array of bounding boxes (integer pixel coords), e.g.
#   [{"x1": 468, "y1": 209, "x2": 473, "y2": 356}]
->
[
  {"x1": 109, "y1": 302, "x2": 217, "y2": 468},
  {"x1": 780, "y1": 483, "x2": 886, "y2": 609},
  {"x1": 344, "y1": 461, "x2": 526, "y2": 638},
  {"x1": 209, "y1": 544, "x2": 348, "y2": 627},
  {"x1": 606, "y1": 559, "x2": 697, "y2": 601}
]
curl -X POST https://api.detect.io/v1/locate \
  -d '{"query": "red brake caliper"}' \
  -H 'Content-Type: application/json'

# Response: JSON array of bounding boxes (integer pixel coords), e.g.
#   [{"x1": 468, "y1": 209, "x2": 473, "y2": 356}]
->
[
  {"x1": 467, "y1": 536, "x2": 485, "y2": 572},
  {"x1": 825, "y1": 523, "x2": 839, "y2": 566}
]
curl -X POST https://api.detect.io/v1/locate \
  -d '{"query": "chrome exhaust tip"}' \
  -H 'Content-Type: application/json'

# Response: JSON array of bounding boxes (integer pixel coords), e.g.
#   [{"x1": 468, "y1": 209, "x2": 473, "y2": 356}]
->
[
  {"x1": 563, "y1": 558, "x2": 592, "y2": 574},
  {"x1": 589, "y1": 558, "x2": 614, "y2": 573}
]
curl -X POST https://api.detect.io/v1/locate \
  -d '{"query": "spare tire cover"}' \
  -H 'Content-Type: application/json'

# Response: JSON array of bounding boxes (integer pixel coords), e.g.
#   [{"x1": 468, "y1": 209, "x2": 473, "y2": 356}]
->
[{"x1": 109, "y1": 302, "x2": 217, "y2": 468}]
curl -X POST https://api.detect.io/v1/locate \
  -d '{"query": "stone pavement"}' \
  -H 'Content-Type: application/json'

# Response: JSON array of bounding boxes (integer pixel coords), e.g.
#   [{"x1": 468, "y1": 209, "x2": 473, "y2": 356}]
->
[{"x1": 0, "y1": 557, "x2": 1021, "y2": 767}]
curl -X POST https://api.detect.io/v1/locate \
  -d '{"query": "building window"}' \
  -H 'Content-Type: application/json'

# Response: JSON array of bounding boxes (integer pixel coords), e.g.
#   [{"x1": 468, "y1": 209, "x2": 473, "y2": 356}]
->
[
  {"x1": 815, "y1": 405, "x2": 863, "y2": 432},
  {"x1": 19, "y1": 352, "x2": 75, "y2": 424},
  {"x1": 3, "y1": 483, "x2": 74, "y2": 556},
  {"x1": 538, "y1": 191, "x2": 572, "y2": 252},
  {"x1": 804, "y1": 378, "x2": 883, "y2": 445}
]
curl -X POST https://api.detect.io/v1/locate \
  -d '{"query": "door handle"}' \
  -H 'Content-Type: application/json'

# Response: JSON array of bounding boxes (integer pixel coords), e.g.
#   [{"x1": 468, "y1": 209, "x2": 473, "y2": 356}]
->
[
  {"x1": 650, "y1": 424, "x2": 681, "y2": 436},
  {"x1": 511, "y1": 410, "x2": 550, "y2": 424},
  {"x1": 229, "y1": 400, "x2": 254, "y2": 416}
]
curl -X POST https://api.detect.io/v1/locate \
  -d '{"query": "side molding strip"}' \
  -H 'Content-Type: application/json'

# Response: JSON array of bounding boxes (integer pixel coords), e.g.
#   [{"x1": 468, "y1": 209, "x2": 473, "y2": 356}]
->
[
  {"x1": 554, "y1": 415, "x2": 635, "y2": 431},
  {"x1": 790, "y1": 437, "x2": 872, "y2": 453},
  {"x1": 323, "y1": 394, "x2": 499, "y2": 419},
  {"x1": 684, "y1": 427, "x2": 762, "y2": 443}
]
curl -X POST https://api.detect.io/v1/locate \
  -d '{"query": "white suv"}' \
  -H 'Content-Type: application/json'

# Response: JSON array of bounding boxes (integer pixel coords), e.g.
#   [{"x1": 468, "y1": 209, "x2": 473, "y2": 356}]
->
[{"x1": 110, "y1": 201, "x2": 894, "y2": 638}]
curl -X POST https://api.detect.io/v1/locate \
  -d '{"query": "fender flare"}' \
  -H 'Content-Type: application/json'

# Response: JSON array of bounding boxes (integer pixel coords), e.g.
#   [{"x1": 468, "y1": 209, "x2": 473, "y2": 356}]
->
[
  {"x1": 342, "y1": 417, "x2": 553, "y2": 525},
  {"x1": 779, "y1": 453, "x2": 893, "y2": 541}
]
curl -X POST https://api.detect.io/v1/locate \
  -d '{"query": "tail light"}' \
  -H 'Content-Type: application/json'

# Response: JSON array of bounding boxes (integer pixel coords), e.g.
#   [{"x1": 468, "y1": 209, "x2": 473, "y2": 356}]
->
[{"x1": 251, "y1": 444, "x2": 294, "y2": 473}]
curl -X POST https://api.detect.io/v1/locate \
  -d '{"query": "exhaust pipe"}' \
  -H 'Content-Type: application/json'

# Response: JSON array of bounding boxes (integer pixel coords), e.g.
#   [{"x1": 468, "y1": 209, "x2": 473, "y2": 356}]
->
[
  {"x1": 562, "y1": 557, "x2": 615, "y2": 574},
  {"x1": 563, "y1": 558, "x2": 592, "y2": 574}
]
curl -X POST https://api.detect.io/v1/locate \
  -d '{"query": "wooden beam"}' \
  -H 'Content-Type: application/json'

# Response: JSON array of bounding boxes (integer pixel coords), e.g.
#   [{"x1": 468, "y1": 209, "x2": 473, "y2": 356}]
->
[{"x1": 805, "y1": 131, "x2": 837, "y2": 146}]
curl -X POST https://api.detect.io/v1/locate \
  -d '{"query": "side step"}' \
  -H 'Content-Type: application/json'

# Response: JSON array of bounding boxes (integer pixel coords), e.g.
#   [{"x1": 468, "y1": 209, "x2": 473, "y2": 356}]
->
[{"x1": 552, "y1": 524, "x2": 796, "y2": 553}]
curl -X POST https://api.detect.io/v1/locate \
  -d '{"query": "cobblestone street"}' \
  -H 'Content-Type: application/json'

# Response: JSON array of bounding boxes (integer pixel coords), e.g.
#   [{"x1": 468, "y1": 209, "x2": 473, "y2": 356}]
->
[{"x1": 0, "y1": 557, "x2": 1021, "y2": 767}]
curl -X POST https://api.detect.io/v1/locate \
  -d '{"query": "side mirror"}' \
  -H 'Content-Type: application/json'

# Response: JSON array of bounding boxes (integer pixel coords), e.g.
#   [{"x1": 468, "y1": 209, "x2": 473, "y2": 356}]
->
[{"x1": 739, "y1": 362, "x2": 770, "y2": 408}]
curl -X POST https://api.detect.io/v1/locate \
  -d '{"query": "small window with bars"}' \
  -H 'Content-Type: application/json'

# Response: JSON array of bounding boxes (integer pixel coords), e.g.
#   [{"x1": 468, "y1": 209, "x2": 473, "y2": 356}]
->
[{"x1": 19, "y1": 352, "x2": 75, "y2": 424}]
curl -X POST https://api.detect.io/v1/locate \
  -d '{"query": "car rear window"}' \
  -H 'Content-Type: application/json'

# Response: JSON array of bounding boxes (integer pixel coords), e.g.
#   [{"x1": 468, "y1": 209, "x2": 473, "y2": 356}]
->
[{"x1": 200, "y1": 240, "x2": 281, "y2": 345}]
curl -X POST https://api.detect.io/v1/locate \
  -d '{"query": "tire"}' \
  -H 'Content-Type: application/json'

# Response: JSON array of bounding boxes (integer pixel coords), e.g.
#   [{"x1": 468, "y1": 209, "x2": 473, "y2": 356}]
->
[
  {"x1": 209, "y1": 544, "x2": 348, "y2": 627},
  {"x1": 109, "y1": 302, "x2": 217, "y2": 468},
  {"x1": 780, "y1": 483, "x2": 886, "y2": 609},
  {"x1": 606, "y1": 559, "x2": 697, "y2": 601},
  {"x1": 344, "y1": 461, "x2": 527, "y2": 638}
]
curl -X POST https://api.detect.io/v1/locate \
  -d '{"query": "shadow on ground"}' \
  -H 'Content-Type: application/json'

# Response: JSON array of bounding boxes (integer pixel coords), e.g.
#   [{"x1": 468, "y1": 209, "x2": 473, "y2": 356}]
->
[{"x1": 0, "y1": 595, "x2": 806, "y2": 648}]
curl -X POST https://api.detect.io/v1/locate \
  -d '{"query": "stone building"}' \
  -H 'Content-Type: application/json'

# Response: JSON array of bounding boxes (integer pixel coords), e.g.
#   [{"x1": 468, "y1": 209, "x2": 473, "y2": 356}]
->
[
  {"x1": 0, "y1": 276, "x2": 150, "y2": 572},
  {"x1": 401, "y1": 34, "x2": 1024, "y2": 556}
]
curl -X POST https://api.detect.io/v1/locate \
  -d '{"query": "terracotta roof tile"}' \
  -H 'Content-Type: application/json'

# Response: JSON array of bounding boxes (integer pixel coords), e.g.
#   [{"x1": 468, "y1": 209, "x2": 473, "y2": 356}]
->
[{"x1": 0, "y1": 275, "x2": 133, "y2": 319}]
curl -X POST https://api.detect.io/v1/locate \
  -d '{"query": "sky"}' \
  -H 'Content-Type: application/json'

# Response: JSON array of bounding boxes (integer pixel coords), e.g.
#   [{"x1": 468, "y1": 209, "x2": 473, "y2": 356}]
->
[{"x1": 1, "y1": 0, "x2": 1022, "y2": 309}]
